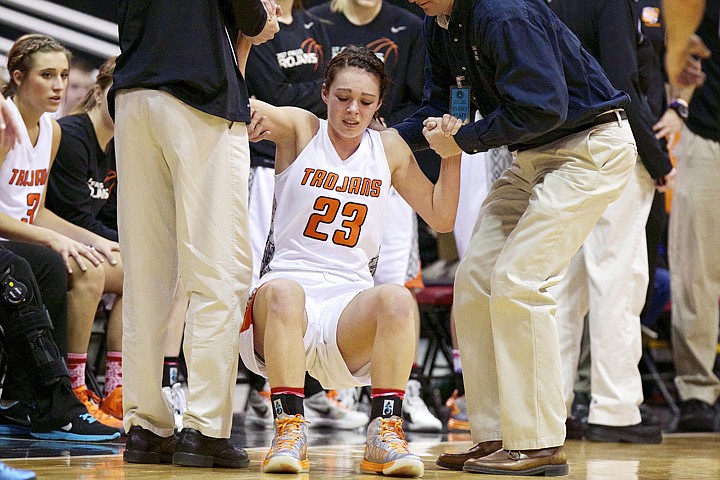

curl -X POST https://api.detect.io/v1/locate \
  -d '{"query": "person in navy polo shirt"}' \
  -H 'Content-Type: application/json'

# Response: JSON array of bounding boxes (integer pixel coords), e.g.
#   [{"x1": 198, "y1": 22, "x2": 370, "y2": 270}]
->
[
  {"x1": 111, "y1": 0, "x2": 279, "y2": 468},
  {"x1": 394, "y1": 0, "x2": 638, "y2": 475}
]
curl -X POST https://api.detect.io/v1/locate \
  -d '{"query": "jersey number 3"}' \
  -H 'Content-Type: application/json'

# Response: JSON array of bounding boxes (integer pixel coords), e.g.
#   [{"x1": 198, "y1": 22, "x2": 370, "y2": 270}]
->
[
  {"x1": 304, "y1": 196, "x2": 368, "y2": 248},
  {"x1": 22, "y1": 193, "x2": 41, "y2": 224}
]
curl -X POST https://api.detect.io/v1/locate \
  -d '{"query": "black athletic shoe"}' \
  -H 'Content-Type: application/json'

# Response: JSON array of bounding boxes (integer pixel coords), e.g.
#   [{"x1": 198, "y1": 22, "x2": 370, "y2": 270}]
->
[
  {"x1": 0, "y1": 402, "x2": 32, "y2": 436},
  {"x1": 31, "y1": 412, "x2": 121, "y2": 442},
  {"x1": 677, "y1": 399, "x2": 717, "y2": 432},
  {"x1": 585, "y1": 413, "x2": 662, "y2": 444},
  {"x1": 173, "y1": 428, "x2": 249, "y2": 468},
  {"x1": 124, "y1": 425, "x2": 178, "y2": 464}
]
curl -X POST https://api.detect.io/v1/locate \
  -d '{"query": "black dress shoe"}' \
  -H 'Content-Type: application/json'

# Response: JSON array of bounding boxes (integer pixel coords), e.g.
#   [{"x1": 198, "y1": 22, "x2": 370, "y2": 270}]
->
[
  {"x1": 677, "y1": 399, "x2": 717, "y2": 432},
  {"x1": 172, "y1": 428, "x2": 249, "y2": 468},
  {"x1": 123, "y1": 425, "x2": 178, "y2": 464},
  {"x1": 585, "y1": 414, "x2": 662, "y2": 444}
]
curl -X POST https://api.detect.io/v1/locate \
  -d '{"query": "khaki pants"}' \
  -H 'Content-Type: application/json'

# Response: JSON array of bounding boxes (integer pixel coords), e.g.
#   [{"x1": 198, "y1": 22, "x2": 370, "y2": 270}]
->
[
  {"x1": 454, "y1": 120, "x2": 635, "y2": 449},
  {"x1": 115, "y1": 90, "x2": 252, "y2": 438},
  {"x1": 552, "y1": 162, "x2": 655, "y2": 426},
  {"x1": 669, "y1": 126, "x2": 720, "y2": 405}
]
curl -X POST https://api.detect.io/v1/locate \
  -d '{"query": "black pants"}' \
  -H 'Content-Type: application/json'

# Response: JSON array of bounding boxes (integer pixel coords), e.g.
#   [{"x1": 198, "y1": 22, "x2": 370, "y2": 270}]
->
[
  {"x1": 642, "y1": 192, "x2": 668, "y2": 319},
  {"x1": 1, "y1": 241, "x2": 68, "y2": 401}
]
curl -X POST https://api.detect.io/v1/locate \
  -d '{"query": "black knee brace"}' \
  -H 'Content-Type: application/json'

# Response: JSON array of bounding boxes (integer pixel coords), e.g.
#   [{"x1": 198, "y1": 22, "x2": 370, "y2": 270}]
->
[{"x1": 0, "y1": 248, "x2": 69, "y2": 388}]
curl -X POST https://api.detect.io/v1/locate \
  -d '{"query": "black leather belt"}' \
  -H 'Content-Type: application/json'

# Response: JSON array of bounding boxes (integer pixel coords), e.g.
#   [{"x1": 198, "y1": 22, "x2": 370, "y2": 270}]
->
[{"x1": 591, "y1": 109, "x2": 627, "y2": 127}]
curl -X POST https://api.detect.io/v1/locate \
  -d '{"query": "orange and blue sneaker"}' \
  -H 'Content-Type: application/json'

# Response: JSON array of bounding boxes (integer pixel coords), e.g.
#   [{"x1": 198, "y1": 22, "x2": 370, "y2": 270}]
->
[
  {"x1": 101, "y1": 386, "x2": 123, "y2": 420},
  {"x1": 445, "y1": 390, "x2": 470, "y2": 432},
  {"x1": 360, "y1": 416, "x2": 424, "y2": 477},
  {"x1": 73, "y1": 385, "x2": 124, "y2": 430},
  {"x1": 262, "y1": 414, "x2": 310, "y2": 473}
]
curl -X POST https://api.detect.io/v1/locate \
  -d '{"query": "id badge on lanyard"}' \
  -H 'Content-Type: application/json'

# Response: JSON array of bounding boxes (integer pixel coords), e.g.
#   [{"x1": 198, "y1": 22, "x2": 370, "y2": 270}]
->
[{"x1": 450, "y1": 75, "x2": 471, "y2": 122}]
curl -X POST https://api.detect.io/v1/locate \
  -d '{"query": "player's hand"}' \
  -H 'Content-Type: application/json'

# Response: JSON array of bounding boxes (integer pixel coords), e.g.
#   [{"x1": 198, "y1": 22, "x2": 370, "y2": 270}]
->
[
  {"x1": 45, "y1": 230, "x2": 103, "y2": 274},
  {"x1": 90, "y1": 237, "x2": 120, "y2": 265},
  {"x1": 423, "y1": 123, "x2": 462, "y2": 159},
  {"x1": 423, "y1": 114, "x2": 463, "y2": 136},
  {"x1": 0, "y1": 96, "x2": 21, "y2": 150}
]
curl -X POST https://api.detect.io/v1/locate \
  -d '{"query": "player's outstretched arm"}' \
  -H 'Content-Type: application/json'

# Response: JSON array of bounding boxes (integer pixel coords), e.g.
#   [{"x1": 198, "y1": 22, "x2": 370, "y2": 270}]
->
[
  {"x1": 383, "y1": 129, "x2": 461, "y2": 233},
  {"x1": 248, "y1": 98, "x2": 319, "y2": 173}
]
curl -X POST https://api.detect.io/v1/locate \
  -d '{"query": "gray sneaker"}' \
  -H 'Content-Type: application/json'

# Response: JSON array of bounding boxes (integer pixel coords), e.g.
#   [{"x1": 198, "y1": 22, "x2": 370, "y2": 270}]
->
[
  {"x1": 361, "y1": 416, "x2": 424, "y2": 477},
  {"x1": 304, "y1": 390, "x2": 369, "y2": 430},
  {"x1": 262, "y1": 414, "x2": 310, "y2": 474}
]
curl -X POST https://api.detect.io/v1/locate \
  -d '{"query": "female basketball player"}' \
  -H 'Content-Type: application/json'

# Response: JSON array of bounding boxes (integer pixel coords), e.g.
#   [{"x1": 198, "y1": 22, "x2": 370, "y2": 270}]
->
[
  {"x1": 0, "y1": 34, "x2": 122, "y2": 429},
  {"x1": 239, "y1": 44, "x2": 461, "y2": 477}
]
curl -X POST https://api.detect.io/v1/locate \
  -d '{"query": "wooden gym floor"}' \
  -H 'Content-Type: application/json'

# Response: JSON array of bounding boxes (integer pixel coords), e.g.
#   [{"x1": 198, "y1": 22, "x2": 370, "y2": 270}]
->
[{"x1": 2, "y1": 415, "x2": 719, "y2": 479}]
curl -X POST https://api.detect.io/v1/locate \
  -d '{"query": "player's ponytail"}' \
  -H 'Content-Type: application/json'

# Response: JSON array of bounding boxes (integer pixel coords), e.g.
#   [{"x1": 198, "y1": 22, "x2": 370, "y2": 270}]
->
[{"x1": 69, "y1": 56, "x2": 116, "y2": 115}]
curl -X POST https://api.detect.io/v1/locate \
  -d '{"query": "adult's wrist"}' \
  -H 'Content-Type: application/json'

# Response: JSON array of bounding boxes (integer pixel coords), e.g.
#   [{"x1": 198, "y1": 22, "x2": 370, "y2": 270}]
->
[{"x1": 668, "y1": 98, "x2": 689, "y2": 120}]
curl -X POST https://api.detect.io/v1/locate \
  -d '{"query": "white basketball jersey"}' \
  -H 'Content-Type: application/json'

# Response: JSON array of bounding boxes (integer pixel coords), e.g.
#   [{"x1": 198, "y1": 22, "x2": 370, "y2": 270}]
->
[
  {"x1": 261, "y1": 119, "x2": 391, "y2": 287},
  {"x1": 0, "y1": 98, "x2": 53, "y2": 225}
]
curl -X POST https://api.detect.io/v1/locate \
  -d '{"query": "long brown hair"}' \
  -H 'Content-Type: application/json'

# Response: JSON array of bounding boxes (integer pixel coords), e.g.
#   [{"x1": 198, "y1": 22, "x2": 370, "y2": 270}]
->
[
  {"x1": 69, "y1": 56, "x2": 116, "y2": 115},
  {"x1": 325, "y1": 45, "x2": 388, "y2": 100},
  {"x1": 1, "y1": 33, "x2": 71, "y2": 97}
]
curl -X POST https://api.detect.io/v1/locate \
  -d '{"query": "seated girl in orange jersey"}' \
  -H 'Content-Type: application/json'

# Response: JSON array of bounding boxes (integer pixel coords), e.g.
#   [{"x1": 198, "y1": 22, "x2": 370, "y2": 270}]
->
[
  {"x1": 238, "y1": 44, "x2": 461, "y2": 477},
  {"x1": 0, "y1": 34, "x2": 122, "y2": 430}
]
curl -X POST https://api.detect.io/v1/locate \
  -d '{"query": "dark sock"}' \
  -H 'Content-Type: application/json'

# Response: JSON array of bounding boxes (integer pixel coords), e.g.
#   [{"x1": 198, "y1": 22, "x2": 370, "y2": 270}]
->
[
  {"x1": 304, "y1": 373, "x2": 324, "y2": 398},
  {"x1": 370, "y1": 388, "x2": 405, "y2": 420},
  {"x1": 410, "y1": 364, "x2": 423, "y2": 382},
  {"x1": 270, "y1": 387, "x2": 304, "y2": 418},
  {"x1": 162, "y1": 357, "x2": 181, "y2": 387},
  {"x1": 246, "y1": 368, "x2": 267, "y2": 392},
  {"x1": 452, "y1": 349, "x2": 464, "y2": 396},
  {"x1": 455, "y1": 372, "x2": 465, "y2": 397}
]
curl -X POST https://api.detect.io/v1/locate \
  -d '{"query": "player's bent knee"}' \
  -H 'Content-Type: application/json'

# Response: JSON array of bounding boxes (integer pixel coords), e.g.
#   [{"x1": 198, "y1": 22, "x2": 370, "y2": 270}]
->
[
  {"x1": 68, "y1": 260, "x2": 105, "y2": 297},
  {"x1": 260, "y1": 279, "x2": 305, "y2": 318},
  {"x1": 375, "y1": 284, "x2": 415, "y2": 328}
]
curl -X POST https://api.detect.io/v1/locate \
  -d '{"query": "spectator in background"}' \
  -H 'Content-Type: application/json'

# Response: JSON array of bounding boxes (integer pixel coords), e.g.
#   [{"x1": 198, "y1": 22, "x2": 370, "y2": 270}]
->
[
  {"x1": 60, "y1": 57, "x2": 95, "y2": 117},
  {"x1": 547, "y1": 0, "x2": 674, "y2": 444},
  {"x1": 668, "y1": 2, "x2": 720, "y2": 433},
  {"x1": 46, "y1": 58, "x2": 124, "y2": 420},
  {"x1": 310, "y1": 0, "x2": 443, "y2": 433}
]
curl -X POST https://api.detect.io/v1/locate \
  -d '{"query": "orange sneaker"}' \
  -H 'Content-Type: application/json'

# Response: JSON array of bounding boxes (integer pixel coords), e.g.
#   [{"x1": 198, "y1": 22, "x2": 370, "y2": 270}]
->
[
  {"x1": 73, "y1": 385, "x2": 123, "y2": 429},
  {"x1": 446, "y1": 390, "x2": 470, "y2": 432},
  {"x1": 102, "y1": 386, "x2": 123, "y2": 420}
]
